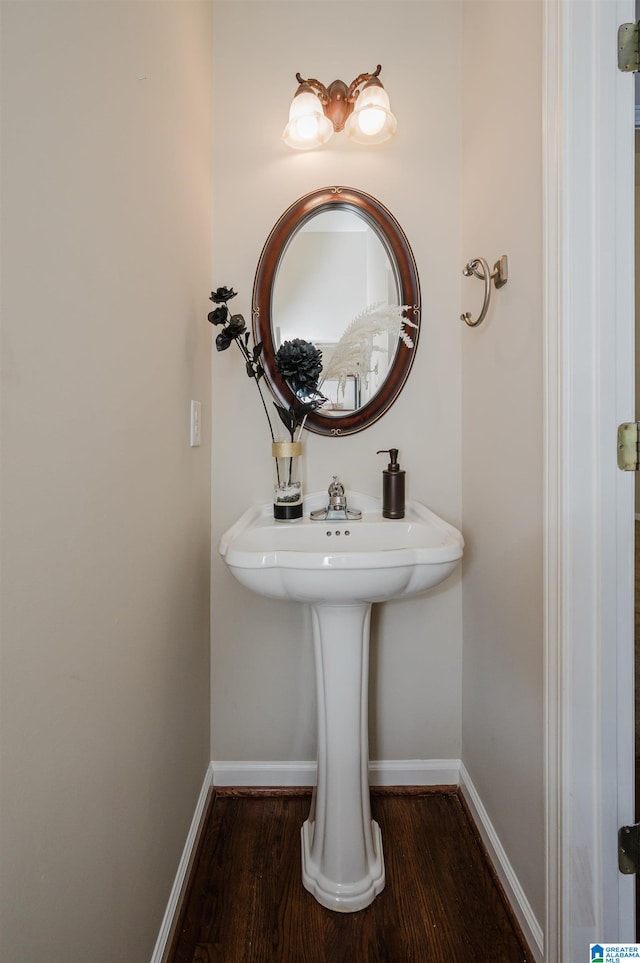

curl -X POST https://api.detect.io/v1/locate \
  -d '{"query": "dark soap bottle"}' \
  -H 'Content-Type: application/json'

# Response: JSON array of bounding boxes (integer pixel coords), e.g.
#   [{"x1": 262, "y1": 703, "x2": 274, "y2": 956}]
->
[{"x1": 376, "y1": 448, "x2": 405, "y2": 518}]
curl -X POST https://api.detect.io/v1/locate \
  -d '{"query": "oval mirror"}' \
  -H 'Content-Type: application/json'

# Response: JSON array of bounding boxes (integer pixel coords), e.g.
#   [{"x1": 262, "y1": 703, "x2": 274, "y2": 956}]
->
[{"x1": 252, "y1": 186, "x2": 421, "y2": 436}]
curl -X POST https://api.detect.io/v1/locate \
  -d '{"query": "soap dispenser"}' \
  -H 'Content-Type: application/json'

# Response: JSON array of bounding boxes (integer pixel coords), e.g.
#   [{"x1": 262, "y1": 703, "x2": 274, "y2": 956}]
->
[{"x1": 376, "y1": 448, "x2": 405, "y2": 518}]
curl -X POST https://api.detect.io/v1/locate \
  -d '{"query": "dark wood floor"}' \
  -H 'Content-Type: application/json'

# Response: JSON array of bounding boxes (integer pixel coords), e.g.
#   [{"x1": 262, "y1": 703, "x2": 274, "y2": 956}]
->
[{"x1": 167, "y1": 788, "x2": 532, "y2": 963}]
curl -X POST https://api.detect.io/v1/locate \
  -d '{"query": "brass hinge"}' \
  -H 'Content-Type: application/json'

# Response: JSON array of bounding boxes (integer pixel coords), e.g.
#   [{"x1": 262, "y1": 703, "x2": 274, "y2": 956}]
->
[
  {"x1": 617, "y1": 422, "x2": 640, "y2": 471},
  {"x1": 618, "y1": 22, "x2": 640, "y2": 71},
  {"x1": 619, "y1": 824, "x2": 640, "y2": 873}
]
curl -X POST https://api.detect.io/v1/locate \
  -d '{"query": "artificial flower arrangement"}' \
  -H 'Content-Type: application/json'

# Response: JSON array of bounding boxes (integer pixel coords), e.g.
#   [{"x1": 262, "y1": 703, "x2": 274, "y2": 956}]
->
[{"x1": 208, "y1": 286, "x2": 325, "y2": 519}]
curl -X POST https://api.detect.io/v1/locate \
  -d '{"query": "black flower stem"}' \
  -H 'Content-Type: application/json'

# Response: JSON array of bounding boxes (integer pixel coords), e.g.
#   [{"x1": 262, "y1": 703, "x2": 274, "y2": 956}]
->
[
  {"x1": 253, "y1": 374, "x2": 276, "y2": 442},
  {"x1": 232, "y1": 335, "x2": 281, "y2": 486}
]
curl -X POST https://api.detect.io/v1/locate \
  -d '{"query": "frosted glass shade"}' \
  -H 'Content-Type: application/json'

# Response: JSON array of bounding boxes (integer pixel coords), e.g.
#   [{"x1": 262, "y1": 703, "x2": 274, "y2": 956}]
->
[
  {"x1": 283, "y1": 90, "x2": 334, "y2": 150},
  {"x1": 345, "y1": 82, "x2": 397, "y2": 145}
]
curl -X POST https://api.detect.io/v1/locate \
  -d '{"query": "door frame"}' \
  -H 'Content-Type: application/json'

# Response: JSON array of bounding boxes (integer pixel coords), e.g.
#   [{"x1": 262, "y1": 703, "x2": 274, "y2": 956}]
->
[{"x1": 544, "y1": 0, "x2": 636, "y2": 957}]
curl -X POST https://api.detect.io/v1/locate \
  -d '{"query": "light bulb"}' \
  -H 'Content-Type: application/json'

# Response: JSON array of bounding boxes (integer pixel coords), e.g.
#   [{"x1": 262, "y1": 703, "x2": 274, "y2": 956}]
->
[
  {"x1": 296, "y1": 114, "x2": 321, "y2": 140},
  {"x1": 356, "y1": 107, "x2": 386, "y2": 136}
]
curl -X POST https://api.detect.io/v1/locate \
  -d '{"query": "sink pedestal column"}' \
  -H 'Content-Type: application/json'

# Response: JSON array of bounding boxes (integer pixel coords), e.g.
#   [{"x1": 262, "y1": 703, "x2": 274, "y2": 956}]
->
[{"x1": 301, "y1": 601, "x2": 385, "y2": 912}]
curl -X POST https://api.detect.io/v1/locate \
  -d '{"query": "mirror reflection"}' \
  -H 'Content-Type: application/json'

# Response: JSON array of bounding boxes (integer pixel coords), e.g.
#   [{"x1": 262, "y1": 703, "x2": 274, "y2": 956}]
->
[{"x1": 273, "y1": 209, "x2": 402, "y2": 414}]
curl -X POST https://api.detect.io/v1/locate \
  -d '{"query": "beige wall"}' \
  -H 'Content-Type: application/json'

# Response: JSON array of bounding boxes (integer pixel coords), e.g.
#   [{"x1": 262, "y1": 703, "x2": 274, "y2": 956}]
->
[
  {"x1": 0, "y1": 4, "x2": 212, "y2": 962},
  {"x1": 461, "y1": 0, "x2": 544, "y2": 926},
  {"x1": 211, "y1": 0, "x2": 464, "y2": 764}
]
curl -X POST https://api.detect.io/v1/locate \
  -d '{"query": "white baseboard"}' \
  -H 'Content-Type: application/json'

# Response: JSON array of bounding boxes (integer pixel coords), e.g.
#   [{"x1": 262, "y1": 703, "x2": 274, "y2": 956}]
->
[
  {"x1": 458, "y1": 763, "x2": 544, "y2": 962},
  {"x1": 149, "y1": 762, "x2": 214, "y2": 963},
  {"x1": 212, "y1": 759, "x2": 316, "y2": 786},
  {"x1": 211, "y1": 758, "x2": 461, "y2": 787},
  {"x1": 368, "y1": 758, "x2": 460, "y2": 786}
]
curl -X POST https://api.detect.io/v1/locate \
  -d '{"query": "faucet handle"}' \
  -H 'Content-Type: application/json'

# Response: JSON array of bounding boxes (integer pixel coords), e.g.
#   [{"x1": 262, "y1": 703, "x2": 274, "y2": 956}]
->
[
  {"x1": 328, "y1": 475, "x2": 346, "y2": 508},
  {"x1": 328, "y1": 475, "x2": 345, "y2": 497}
]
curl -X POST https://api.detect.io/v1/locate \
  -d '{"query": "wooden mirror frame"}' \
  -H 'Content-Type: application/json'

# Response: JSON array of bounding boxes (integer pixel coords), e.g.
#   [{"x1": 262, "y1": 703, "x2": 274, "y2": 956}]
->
[{"x1": 252, "y1": 186, "x2": 421, "y2": 437}]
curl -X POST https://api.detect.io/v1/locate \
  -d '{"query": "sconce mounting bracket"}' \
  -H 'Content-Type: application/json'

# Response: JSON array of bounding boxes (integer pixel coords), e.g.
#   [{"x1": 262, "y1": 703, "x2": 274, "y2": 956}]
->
[{"x1": 294, "y1": 65, "x2": 383, "y2": 132}]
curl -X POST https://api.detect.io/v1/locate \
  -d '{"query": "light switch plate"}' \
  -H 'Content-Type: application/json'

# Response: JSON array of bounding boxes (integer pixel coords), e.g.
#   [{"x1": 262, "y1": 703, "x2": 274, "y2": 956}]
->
[{"x1": 190, "y1": 400, "x2": 201, "y2": 447}]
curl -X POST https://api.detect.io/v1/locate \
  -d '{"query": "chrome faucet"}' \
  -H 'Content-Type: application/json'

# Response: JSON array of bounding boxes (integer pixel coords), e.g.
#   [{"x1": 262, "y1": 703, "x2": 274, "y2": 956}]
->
[{"x1": 310, "y1": 476, "x2": 362, "y2": 521}]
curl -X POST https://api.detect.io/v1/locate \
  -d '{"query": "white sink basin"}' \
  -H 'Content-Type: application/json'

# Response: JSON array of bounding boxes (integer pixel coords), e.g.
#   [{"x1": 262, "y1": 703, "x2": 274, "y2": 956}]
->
[
  {"x1": 218, "y1": 489, "x2": 463, "y2": 913},
  {"x1": 219, "y1": 490, "x2": 463, "y2": 604}
]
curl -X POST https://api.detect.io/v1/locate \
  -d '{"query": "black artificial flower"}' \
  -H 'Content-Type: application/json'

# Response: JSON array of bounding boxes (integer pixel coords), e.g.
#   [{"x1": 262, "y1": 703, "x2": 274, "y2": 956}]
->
[
  {"x1": 215, "y1": 329, "x2": 233, "y2": 351},
  {"x1": 215, "y1": 313, "x2": 247, "y2": 352},
  {"x1": 275, "y1": 339, "x2": 323, "y2": 391},
  {"x1": 210, "y1": 286, "x2": 237, "y2": 304},
  {"x1": 227, "y1": 314, "x2": 246, "y2": 337},
  {"x1": 208, "y1": 305, "x2": 228, "y2": 326},
  {"x1": 207, "y1": 285, "x2": 325, "y2": 449}
]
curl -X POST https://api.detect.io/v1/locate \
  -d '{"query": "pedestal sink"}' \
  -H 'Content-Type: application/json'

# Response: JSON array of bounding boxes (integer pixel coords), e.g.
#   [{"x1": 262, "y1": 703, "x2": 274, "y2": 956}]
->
[{"x1": 218, "y1": 490, "x2": 463, "y2": 912}]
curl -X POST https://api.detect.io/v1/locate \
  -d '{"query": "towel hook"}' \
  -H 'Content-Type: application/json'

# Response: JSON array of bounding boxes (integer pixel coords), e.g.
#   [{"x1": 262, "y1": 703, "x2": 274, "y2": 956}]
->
[{"x1": 460, "y1": 255, "x2": 508, "y2": 327}]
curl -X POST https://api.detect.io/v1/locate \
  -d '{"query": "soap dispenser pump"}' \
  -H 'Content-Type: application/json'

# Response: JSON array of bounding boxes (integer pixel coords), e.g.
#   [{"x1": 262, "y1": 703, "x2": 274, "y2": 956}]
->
[{"x1": 376, "y1": 448, "x2": 405, "y2": 519}]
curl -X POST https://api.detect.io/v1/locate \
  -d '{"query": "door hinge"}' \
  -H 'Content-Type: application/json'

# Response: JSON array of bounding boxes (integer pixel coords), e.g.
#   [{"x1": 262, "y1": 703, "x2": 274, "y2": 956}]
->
[
  {"x1": 619, "y1": 22, "x2": 640, "y2": 71},
  {"x1": 619, "y1": 824, "x2": 640, "y2": 873},
  {"x1": 617, "y1": 422, "x2": 640, "y2": 470}
]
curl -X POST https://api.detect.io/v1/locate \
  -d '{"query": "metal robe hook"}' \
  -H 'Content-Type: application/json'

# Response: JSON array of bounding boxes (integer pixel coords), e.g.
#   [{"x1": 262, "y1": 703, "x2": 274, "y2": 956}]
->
[{"x1": 460, "y1": 255, "x2": 508, "y2": 327}]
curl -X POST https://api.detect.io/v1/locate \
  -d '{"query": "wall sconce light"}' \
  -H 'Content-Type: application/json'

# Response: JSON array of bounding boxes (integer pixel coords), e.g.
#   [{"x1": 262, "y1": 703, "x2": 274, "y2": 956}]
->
[{"x1": 283, "y1": 65, "x2": 397, "y2": 150}]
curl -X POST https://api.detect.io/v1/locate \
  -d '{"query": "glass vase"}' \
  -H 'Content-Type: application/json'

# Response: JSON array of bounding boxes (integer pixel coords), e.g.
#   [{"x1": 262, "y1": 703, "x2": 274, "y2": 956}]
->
[{"x1": 272, "y1": 441, "x2": 303, "y2": 520}]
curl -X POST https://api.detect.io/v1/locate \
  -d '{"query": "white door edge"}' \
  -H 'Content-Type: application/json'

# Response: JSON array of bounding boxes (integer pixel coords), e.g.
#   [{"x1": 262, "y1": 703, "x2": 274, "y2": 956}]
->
[{"x1": 544, "y1": 0, "x2": 636, "y2": 957}]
